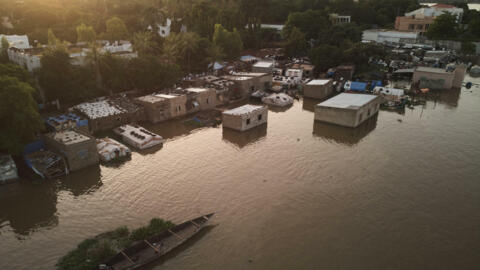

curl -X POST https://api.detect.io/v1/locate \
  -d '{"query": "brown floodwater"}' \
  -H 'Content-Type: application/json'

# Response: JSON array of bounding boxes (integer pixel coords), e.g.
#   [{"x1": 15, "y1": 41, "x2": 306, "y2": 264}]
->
[{"x1": 1, "y1": 76, "x2": 480, "y2": 270}]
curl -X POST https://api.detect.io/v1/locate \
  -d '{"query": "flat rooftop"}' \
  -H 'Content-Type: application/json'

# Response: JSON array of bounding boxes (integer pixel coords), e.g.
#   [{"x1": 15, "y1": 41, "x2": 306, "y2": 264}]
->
[
  {"x1": 318, "y1": 93, "x2": 377, "y2": 109},
  {"x1": 307, "y1": 79, "x2": 331, "y2": 86},
  {"x1": 223, "y1": 105, "x2": 265, "y2": 116},
  {"x1": 74, "y1": 100, "x2": 125, "y2": 119},
  {"x1": 415, "y1": 66, "x2": 449, "y2": 74},
  {"x1": 231, "y1": 72, "x2": 268, "y2": 77},
  {"x1": 155, "y1": 94, "x2": 182, "y2": 99},
  {"x1": 51, "y1": 130, "x2": 91, "y2": 145},
  {"x1": 186, "y1": 88, "x2": 209, "y2": 93},
  {"x1": 136, "y1": 95, "x2": 166, "y2": 103},
  {"x1": 253, "y1": 61, "x2": 273, "y2": 68}
]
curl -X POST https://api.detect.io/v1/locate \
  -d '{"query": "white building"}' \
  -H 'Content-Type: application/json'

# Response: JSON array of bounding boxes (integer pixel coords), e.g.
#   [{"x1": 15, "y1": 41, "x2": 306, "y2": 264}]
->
[
  {"x1": 362, "y1": 29, "x2": 419, "y2": 44},
  {"x1": 7, "y1": 48, "x2": 42, "y2": 72},
  {"x1": 222, "y1": 105, "x2": 268, "y2": 131},
  {"x1": 0, "y1": 34, "x2": 30, "y2": 49},
  {"x1": 100, "y1": 41, "x2": 138, "y2": 59},
  {"x1": 330, "y1": 13, "x2": 351, "y2": 24},
  {"x1": 315, "y1": 93, "x2": 381, "y2": 128},
  {"x1": 252, "y1": 61, "x2": 274, "y2": 73},
  {"x1": 405, "y1": 4, "x2": 463, "y2": 22}
]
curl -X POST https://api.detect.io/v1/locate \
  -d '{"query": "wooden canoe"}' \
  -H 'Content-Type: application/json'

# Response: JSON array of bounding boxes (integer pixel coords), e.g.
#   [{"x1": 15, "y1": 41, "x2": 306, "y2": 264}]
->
[{"x1": 100, "y1": 213, "x2": 214, "y2": 270}]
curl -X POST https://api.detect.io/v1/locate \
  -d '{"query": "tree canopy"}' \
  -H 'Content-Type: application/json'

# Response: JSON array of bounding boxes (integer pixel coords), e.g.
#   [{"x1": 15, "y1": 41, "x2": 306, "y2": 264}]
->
[{"x1": 0, "y1": 76, "x2": 44, "y2": 154}]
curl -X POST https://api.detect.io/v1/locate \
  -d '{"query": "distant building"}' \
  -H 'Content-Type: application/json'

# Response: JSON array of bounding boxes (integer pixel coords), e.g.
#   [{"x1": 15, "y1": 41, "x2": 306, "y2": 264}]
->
[
  {"x1": 259, "y1": 24, "x2": 284, "y2": 32},
  {"x1": 73, "y1": 98, "x2": 144, "y2": 133},
  {"x1": 413, "y1": 65, "x2": 466, "y2": 90},
  {"x1": 395, "y1": 16, "x2": 435, "y2": 34},
  {"x1": 223, "y1": 105, "x2": 268, "y2": 131},
  {"x1": 252, "y1": 61, "x2": 274, "y2": 74},
  {"x1": 7, "y1": 47, "x2": 42, "y2": 72},
  {"x1": 330, "y1": 13, "x2": 351, "y2": 24},
  {"x1": 405, "y1": 4, "x2": 463, "y2": 23},
  {"x1": 222, "y1": 72, "x2": 272, "y2": 99},
  {"x1": 362, "y1": 29, "x2": 419, "y2": 44},
  {"x1": 304, "y1": 79, "x2": 334, "y2": 100},
  {"x1": 100, "y1": 41, "x2": 138, "y2": 59},
  {"x1": 290, "y1": 63, "x2": 315, "y2": 78},
  {"x1": 43, "y1": 130, "x2": 99, "y2": 171},
  {"x1": 0, "y1": 34, "x2": 30, "y2": 49},
  {"x1": 315, "y1": 93, "x2": 381, "y2": 128}
]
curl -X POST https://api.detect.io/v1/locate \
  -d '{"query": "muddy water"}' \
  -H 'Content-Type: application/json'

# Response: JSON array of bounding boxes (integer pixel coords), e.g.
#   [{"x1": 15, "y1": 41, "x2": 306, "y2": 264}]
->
[{"x1": 1, "y1": 77, "x2": 480, "y2": 270}]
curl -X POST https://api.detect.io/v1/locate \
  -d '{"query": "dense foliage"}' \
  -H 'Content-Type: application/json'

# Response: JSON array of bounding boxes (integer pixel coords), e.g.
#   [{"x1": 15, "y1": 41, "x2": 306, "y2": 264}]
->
[{"x1": 56, "y1": 218, "x2": 175, "y2": 270}]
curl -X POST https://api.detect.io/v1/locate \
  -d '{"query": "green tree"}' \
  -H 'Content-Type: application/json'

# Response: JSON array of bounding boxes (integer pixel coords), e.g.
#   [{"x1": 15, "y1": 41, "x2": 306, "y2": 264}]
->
[
  {"x1": 76, "y1": 23, "x2": 96, "y2": 44},
  {"x1": 47, "y1": 28, "x2": 59, "y2": 46},
  {"x1": 212, "y1": 24, "x2": 243, "y2": 60},
  {"x1": 284, "y1": 27, "x2": 307, "y2": 57},
  {"x1": 426, "y1": 13, "x2": 459, "y2": 40},
  {"x1": 132, "y1": 31, "x2": 160, "y2": 56},
  {"x1": 38, "y1": 48, "x2": 73, "y2": 102},
  {"x1": 163, "y1": 32, "x2": 202, "y2": 72},
  {"x1": 283, "y1": 9, "x2": 330, "y2": 40},
  {"x1": 461, "y1": 42, "x2": 476, "y2": 55},
  {"x1": 105, "y1": 16, "x2": 129, "y2": 42},
  {"x1": 309, "y1": 44, "x2": 343, "y2": 72},
  {"x1": 0, "y1": 76, "x2": 44, "y2": 154},
  {"x1": 126, "y1": 55, "x2": 182, "y2": 92},
  {"x1": 0, "y1": 36, "x2": 9, "y2": 63}
]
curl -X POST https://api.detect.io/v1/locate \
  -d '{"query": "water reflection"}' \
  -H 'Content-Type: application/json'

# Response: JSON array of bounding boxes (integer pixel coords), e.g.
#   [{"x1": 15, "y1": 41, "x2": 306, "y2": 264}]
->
[
  {"x1": 143, "y1": 118, "x2": 211, "y2": 141},
  {"x1": 313, "y1": 114, "x2": 378, "y2": 146},
  {"x1": 58, "y1": 165, "x2": 102, "y2": 197},
  {"x1": 222, "y1": 124, "x2": 267, "y2": 149},
  {"x1": 0, "y1": 181, "x2": 58, "y2": 237}
]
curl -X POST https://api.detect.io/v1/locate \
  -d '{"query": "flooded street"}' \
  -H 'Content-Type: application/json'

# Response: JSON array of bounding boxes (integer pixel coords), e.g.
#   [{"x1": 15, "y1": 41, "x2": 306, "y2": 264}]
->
[{"x1": 1, "y1": 77, "x2": 480, "y2": 270}]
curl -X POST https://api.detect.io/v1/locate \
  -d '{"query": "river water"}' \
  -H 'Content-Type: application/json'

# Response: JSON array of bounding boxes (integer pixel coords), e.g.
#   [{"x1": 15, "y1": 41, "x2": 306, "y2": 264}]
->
[{"x1": 1, "y1": 76, "x2": 480, "y2": 270}]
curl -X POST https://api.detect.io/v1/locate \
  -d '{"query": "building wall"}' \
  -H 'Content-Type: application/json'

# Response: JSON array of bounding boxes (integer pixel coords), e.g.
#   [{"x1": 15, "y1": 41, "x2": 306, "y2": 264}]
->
[
  {"x1": 194, "y1": 90, "x2": 217, "y2": 111},
  {"x1": 413, "y1": 71, "x2": 454, "y2": 90},
  {"x1": 223, "y1": 108, "x2": 268, "y2": 131},
  {"x1": 168, "y1": 95, "x2": 187, "y2": 118},
  {"x1": 81, "y1": 111, "x2": 143, "y2": 133},
  {"x1": 315, "y1": 97, "x2": 380, "y2": 128},
  {"x1": 138, "y1": 100, "x2": 170, "y2": 123},
  {"x1": 304, "y1": 81, "x2": 334, "y2": 99},
  {"x1": 44, "y1": 132, "x2": 99, "y2": 171},
  {"x1": 252, "y1": 66, "x2": 272, "y2": 74},
  {"x1": 395, "y1": 16, "x2": 434, "y2": 34}
]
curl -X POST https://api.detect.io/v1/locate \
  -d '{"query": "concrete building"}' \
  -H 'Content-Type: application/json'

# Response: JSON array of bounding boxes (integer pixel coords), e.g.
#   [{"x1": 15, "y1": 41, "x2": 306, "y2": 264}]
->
[
  {"x1": 45, "y1": 113, "x2": 89, "y2": 133},
  {"x1": 100, "y1": 41, "x2": 138, "y2": 59},
  {"x1": 73, "y1": 98, "x2": 144, "y2": 133},
  {"x1": 304, "y1": 79, "x2": 334, "y2": 100},
  {"x1": 0, "y1": 34, "x2": 30, "y2": 49},
  {"x1": 252, "y1": 61, "x2": 274, "y2": 73},
  {"x1": 222, "y1": 72, "x2": 272, "y2": 99},
  {"x1": 185, "y1": 88, "x2": 217, "y2": 111},
  {"x1": 362, "y1": 29, "x2": 419, "y2": 44},
  {"x1": 395, "y1": 16, "x2": 434, "y2": 34},
  {"x1": 405, "y1": 4, "x2": 463, "y2": 23},
  {"x1": 113, "y1": 124, "x2": 164, "y2": 150},
  {"x1": 291, "y1": 63, "x2": 315, "y2": 78},
  {"x1": 44, "y1": 130, "x2": 99, "y2": 171},
  {"x1": 223, "y1": 105, "x2": 268, "y2": 131},
  {"x1": 7, "y1": 47, "x2": 42, "y2": 72},
  {"x1": 155, "y1": 94, "x2": 187, "y2": 119},
  {"x1": 315, "y1": 93, "x2": 381, "y2": 128},
  {"x1": 413, "y1": 66, "x2": 466, "y2": 90},
  {"x1": 330, "y1": 13, "x2": 351, "y2": 24},
  {"x1": 135, "y1": 95, "x2": 173, "y2": 124}
]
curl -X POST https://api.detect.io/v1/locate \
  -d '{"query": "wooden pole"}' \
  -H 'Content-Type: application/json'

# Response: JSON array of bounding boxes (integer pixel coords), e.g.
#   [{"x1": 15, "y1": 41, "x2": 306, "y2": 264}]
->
[
  {"x1": 168, "y1": 229, "x2": 184, "y2": 240},
  {"x1": 120, "y1": 251, "x2": 135, "y2": 264},
  {"x1": 144, "y1": 239, "x2": 160, "y2": 253}
]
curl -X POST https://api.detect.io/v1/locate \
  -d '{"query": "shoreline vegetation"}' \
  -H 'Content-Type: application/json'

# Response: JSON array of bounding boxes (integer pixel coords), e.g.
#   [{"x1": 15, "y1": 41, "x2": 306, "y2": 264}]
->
[{"x1": 56, "y1": 218, "x2": 175, "y2": 270}]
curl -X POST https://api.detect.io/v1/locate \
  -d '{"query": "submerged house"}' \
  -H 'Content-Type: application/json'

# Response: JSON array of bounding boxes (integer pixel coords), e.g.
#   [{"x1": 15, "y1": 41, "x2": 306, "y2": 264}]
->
[
  {"x1": 43, "y1": 130, "x2": 99, "y2": 172},
  {"x1": 304, "y1": 79, "x2": 334, "y2": 99},
  {"x1": 136, "y1": 93, "x2": 187, "y2": 124},
  {"x1": 412, "y1": 66, "x2": 466, "y2": 90},
  {"x1": 222, "y1": 105, "x2": 268, "y2": 131},
  {"x1": 0, "y1": 155, "x2": 18, "y2": 185},
  {"x1": 96, "y1": 137, "x2": 131, "y2": 162},
  {"x1": 73, "y1": 98, "x2": 143, "y2": 133},
  {"x1": 315, "y1": 93, "x2": 381, "y2": 128},
  {"x1": 113, "y1": 124, "x2": 164, "y2": 150},
  {"x1": 45, "y1": 113, "x2": 89, "y2": 133},
  {"x1": 23, "y1": 140, "x2": 68, "y2": 179}
]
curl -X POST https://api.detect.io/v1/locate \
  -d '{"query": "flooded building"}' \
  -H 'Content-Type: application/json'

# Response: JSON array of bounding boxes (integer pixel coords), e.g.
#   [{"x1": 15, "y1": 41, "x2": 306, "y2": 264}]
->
[
  {"x1": 96, "y1": 137, "x2": 131, "y2": 162},
  {"x1": 222, "y1": 105, "x2": 268, "y2": 131},
  {"x1": 136, "y1": 93, "x2": 187, "y2": 123},
  {"x1": 252, "y1": 61, "x2": 274, "y2": 73},
  {"x1": 45, "y1": 113, "x2": 89, "y2": 133},
  {"x1": 291, "y1": 63, "x2": 315, "y2": 78},
  {"x1": 44, "y1": 130, "x2": 99, "y2": 172},
  {"x1": 73, "y1": 98, "x2": 143, "y2": 133},
  {"x1": 114, "y1": 124, "x2": 164, "y2": 150},
  {"x1": 222, "y1": 72, "x2": 272, "y2": 98},
  {"x1": 315, "y1": 93, "x2": 381, "y2": 128},
  {"x1": 304, "y1": 79, "x2": 334, "y2": 99},
  {"x1": 0, "y1": 155, "x2": 18, "y2": 185},
  {"x1": 413, "y1": 66, "x2": 466, "y2": 90},
  {"x1": 185, "y1": 88, "x2": 217, "y2": 111}
]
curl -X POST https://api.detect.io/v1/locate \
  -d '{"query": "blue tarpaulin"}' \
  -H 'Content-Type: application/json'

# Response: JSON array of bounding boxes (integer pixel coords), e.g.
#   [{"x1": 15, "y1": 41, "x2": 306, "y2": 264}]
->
[
  {"x1": 370, "y1": 80, "x2": 382, "y2": 90},
  {"x1": 45, "y1": 113, "x2": 88, "y2": 130},
  {"x1": 350, "y1": 82, "x2": 367, "y2": 92},
  {"x1": 240, "y1": 55, "x2": 257, "y2": 62},
  {"x1": 23, "y1": 140, "x2": 45, "y2": 155}
]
